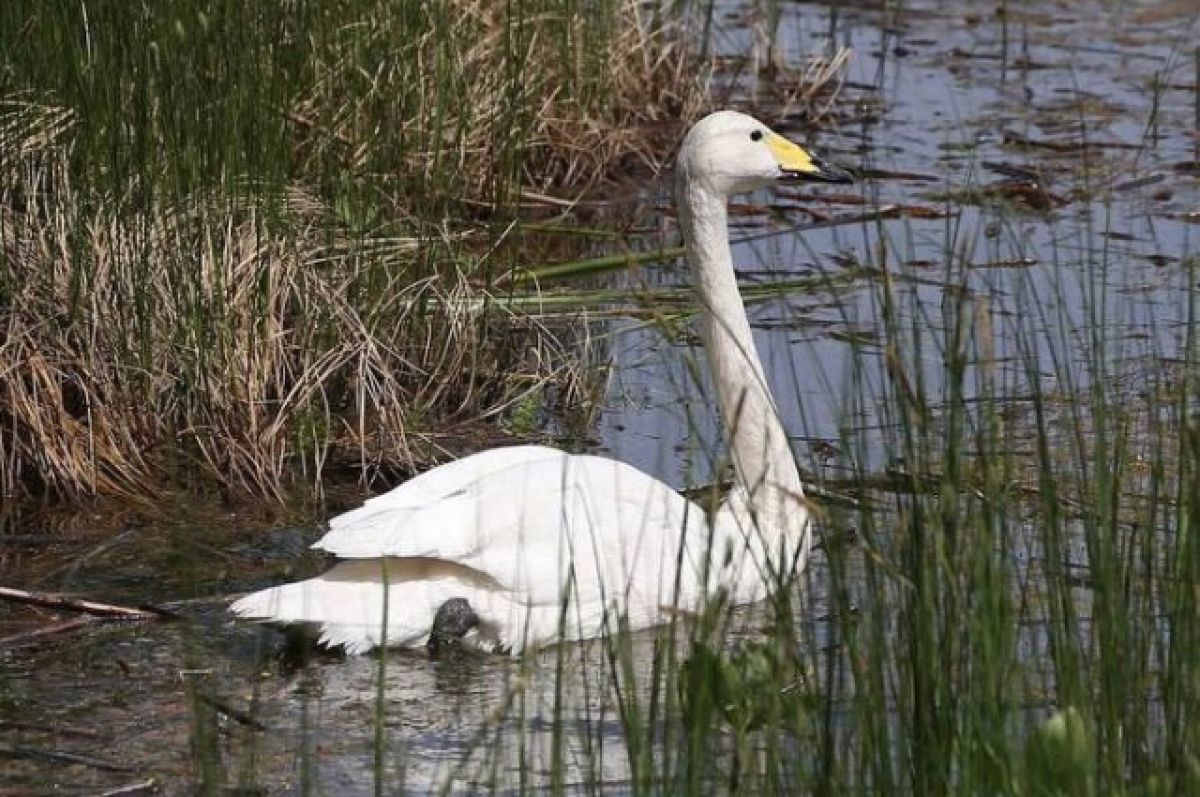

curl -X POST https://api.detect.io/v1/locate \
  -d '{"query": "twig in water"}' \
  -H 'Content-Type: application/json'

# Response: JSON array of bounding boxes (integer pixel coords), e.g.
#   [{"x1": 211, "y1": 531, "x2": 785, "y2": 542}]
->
[
  {"x1": 0, "y1": 586, "x2": 178, "y2": 620},
  {"x1": 0, "y1": 718, "x2": 100, "y2": 738},
  {"x1": 195, "y1": 691, "x2": 267, "y2": 731},
  {"x1": 99, "y1": 780, "x2": 158, "y2": 797},
  {"x1": 31, "y1": 526, "x2": 138, "y2": 588},
  {"x1": 0, "y1": 617, "x2": 96, "y2": 650},
  {"x1": 0, "y1": 743, "x2": 133, "y2": 772}
]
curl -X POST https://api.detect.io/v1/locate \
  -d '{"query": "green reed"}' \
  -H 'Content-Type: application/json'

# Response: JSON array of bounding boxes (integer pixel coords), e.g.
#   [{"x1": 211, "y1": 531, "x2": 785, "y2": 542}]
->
[
  {"x1": 408, "y1": 149, "x2": 1196, "y2": 794},
  {"x1": 0, "y1": 0, "x2": 704, "y2": 503},
  {"x1": 198, "y1": 181, "x2": 1197, "y2": 794}
]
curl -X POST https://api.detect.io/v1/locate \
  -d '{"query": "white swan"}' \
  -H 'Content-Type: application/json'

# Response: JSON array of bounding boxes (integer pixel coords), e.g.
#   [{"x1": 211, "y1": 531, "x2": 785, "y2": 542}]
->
[{"x1": 231, "y1": 111, "x2": 852, "y2": 655}]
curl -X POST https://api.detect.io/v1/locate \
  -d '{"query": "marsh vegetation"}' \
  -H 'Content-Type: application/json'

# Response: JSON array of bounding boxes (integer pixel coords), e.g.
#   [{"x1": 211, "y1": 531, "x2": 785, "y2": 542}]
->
[
  {"x1": 3, "y1": 0, "x2": 1200, "y2": 794},
  {"x1": 0, "y1": 0, "x2": 744, "y2": 503}
]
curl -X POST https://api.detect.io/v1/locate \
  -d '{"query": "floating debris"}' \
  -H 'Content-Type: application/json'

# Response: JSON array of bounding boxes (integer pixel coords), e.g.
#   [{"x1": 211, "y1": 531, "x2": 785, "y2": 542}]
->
[
  {"x1": 1113, "y1": 172, "x2": 1168, "y2": 192},
  {"x1": 971, "y1": 257, "x2": 1039, "y2": 269},
  {"x1": 1003, "y1": 130, "x2": 1141, "y2": 152},
  {"x1": 1168, "y1": 210, "x2": 1200, "y2": 224},
  {"x1": 854, "y1": 167, "x2": 942, "y2": 182},
  {"x1": 983, "y1": 161, "x2": 1043, "y2": 182},
  {"x1": 922, "y1": 180, "x2": 1068, "y2": 211}
]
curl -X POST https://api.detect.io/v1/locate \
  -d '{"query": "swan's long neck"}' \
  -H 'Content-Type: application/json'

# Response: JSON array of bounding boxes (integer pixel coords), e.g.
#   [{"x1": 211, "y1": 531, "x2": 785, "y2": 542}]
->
[{"x1": 678, "y1": 177, "x2": 810, "y2": 565}]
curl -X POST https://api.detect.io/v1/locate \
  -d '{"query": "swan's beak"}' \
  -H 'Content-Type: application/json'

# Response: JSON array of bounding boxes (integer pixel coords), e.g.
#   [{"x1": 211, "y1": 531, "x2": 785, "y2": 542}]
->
[{"x1": 767, "y1": 133, "x2": 854, "y2": 184}]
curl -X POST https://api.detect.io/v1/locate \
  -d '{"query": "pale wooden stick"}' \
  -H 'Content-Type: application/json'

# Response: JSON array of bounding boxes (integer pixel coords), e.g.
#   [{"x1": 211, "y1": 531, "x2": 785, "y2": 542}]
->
[
  {"x1": 0, "y1": 718, "x2": 100, "y2": 738},
  {"x1": 100, "y1": 780, "x2": 159, "y2": 797},
  {"x1": 0, "y1": 743, "x2": 133, "y2": 772},
  {"x1": 0, "y1": 586, "x2": 177, "y2": 620},
  {"x1": 0, "y1": 617, "x2": 96, "y2": 650}
]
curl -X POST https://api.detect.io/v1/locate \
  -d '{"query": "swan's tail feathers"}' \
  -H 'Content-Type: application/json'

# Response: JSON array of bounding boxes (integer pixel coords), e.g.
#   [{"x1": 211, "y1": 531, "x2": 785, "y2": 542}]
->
[
  {"x1": 229, "y1": 568, "x2": 428, "y2": 654},
  {"x1": 315, "y1": 623, "x2": 385, "y2": 656}
]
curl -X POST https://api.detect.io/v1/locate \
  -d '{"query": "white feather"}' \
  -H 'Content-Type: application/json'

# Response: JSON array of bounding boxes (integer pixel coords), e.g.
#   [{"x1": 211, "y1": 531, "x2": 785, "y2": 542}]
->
[{"x1": 231, "y1": 111, "x2": 825, "y2": 654}]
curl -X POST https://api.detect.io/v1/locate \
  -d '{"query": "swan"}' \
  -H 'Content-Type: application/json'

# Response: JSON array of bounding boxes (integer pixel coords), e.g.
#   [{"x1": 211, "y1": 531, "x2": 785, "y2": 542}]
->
[{"x1": 231, "y1": 111, "x2": 852, "y2": 655}]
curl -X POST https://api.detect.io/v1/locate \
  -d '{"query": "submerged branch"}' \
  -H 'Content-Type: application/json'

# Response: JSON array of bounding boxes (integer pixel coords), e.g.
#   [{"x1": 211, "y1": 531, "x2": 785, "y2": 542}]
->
[
  {"x1": 0, "y1": 743, "x2": 133, "y2": 773},
  {"x1": 0, "y1": 617, "x2": 97, "y2": 651},
  {"x1": 0, "y1": 586, "x2": 178, "y2": 621}
]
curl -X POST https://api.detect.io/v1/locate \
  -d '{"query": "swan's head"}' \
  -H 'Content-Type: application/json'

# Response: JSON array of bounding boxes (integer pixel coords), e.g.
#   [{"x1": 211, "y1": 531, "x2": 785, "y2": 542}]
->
[{"x1": 677, "y1": 110, "x2": 852, "y2": 197}]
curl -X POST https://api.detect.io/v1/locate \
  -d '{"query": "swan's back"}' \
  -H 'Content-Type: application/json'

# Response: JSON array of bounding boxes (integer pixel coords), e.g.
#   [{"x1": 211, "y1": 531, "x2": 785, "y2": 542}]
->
[
  {"x1": 232, "y1": 109, "x2": 831, "y2": 654},
  {"x1": 232, "y1": 447, "x2": 767, "y2": 652}
]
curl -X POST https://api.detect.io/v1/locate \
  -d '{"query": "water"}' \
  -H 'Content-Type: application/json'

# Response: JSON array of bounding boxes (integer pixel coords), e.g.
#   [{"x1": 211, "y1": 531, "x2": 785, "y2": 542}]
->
[
  {"x1": 2, "y1": 0, "x2": 1198, "y2": 792},
  {"x1": 599, "y1": 0, "x2": 1198, "y2": 486}
]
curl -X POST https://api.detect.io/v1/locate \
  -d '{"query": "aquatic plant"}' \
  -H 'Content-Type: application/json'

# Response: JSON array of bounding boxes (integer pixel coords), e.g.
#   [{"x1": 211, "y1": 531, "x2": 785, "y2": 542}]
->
[{"x1": 0, "y1": 0, "x2": 727, "y2": 504}]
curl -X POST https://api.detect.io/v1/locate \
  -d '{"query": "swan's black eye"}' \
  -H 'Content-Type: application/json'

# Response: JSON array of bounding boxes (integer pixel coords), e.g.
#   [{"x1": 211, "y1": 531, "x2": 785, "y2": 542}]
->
[{"x1": 750, "y1": 129, "x2": 764, "y2": 142}]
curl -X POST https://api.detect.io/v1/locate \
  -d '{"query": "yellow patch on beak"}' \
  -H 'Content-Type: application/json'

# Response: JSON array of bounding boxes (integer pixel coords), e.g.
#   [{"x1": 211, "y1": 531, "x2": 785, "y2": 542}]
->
[{"x1": 765, "y1": 133, "x2": 817, "y2": 174}]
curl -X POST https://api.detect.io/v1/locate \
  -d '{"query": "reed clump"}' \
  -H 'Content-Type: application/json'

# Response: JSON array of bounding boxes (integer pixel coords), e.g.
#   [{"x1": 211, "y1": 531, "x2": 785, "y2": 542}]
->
[
  {"x1": 0, "y1": 1, "x2": 741, "y2": 504},
  {"x1": 0, "y1": 142, "x2": 568, "y2": 502}
]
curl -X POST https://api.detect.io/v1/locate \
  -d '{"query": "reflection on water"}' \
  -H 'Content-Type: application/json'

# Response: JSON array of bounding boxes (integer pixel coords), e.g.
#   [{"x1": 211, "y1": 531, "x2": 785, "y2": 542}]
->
[{"x1": 3, "y1": 0, "x2": 1197, "y2": 792}]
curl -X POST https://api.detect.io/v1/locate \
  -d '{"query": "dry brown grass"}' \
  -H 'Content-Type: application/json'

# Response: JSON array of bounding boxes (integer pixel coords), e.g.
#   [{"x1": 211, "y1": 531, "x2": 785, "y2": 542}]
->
[
  {"x1": 0, "y1": 0, "x2": 850, "y2": 506},
  {"x1": 0, "y1": 127, "x2": 583, "y2": 503},
  {"x1": 287, "y1": 0, "x2": 714, "y2": 209}
]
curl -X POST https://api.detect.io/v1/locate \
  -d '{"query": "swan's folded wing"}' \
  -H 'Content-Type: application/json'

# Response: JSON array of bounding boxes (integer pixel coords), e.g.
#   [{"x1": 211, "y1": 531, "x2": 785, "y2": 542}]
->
[
  {"x1": 315, "y1": 445, "x2": 567, "y2": 554},
  {"x1": 312, "y1": 452, "x2": 708, "y2": 609},
  {"x1": 322, "y1": 445, "x2": 566, "y2": 528},
  {"x1": 462, "y1": 454, "x2": 708, "y2": 607},
  {"x1": 314, "y1": 449, "x2": 580, "y2": 563}
]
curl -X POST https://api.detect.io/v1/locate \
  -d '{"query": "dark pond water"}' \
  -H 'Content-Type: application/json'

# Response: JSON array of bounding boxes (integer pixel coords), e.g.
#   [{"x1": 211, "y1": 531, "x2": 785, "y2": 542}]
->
[
  {"x1": 2, "y1": 0, "x2": 1197, "y2": 793},
  {"x1": 599, "y1": 0, "x2": 1198, "y2": 486}
]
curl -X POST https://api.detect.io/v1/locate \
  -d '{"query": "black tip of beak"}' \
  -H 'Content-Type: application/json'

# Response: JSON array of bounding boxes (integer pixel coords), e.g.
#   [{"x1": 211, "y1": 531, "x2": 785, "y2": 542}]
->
[
  {"x1": 785, "y1": 154, "x2": 855, "y2": 184},
  {"x1": 814, "y1": 157, "x2": 856, "y2": 184}
]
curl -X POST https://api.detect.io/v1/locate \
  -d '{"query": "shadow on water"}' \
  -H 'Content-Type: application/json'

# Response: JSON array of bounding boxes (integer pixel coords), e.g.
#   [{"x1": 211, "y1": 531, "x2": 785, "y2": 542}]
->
[{"x1": 3, "y1": 0, "x2": 1199, "y2": 792}]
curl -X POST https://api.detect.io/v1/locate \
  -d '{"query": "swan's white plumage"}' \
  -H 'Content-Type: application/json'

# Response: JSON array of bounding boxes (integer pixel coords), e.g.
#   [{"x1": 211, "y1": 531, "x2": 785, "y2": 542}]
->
[
  {"x1": 233, "y1": 450, "x2": 772, "y2": 652},
  {"x1": 231, "y1": 110, "x2": 845, "y2": 654}
]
